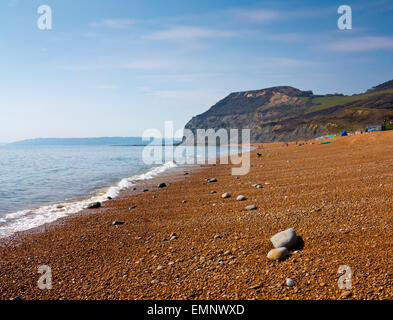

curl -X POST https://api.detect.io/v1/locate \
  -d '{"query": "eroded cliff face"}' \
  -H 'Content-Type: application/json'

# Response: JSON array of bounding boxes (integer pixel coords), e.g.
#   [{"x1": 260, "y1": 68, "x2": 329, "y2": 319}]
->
[
  {"x1": 184, "y1": 86, "x2": 321, "y2": 143},
  {"x1": 183, "y1": 82, "x2": 393, "y2": 143}
]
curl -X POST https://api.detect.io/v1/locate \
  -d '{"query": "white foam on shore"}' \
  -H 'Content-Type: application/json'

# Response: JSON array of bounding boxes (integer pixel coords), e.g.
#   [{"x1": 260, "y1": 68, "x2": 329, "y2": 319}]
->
[{"x1": 0, "y1": 161, "x2": 177, "y2": 239}]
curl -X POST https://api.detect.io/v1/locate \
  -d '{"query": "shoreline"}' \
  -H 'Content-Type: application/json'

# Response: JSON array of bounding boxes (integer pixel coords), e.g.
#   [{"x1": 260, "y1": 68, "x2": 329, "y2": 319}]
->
[
  {"x1": 0, "y1": 163, "x2": 206, "y2": 247},
  {"x1": 0, "y1": 145, "x2": 254, "y2": 243},
  {"x1": 0, "y1": 132, "x2": 392, "y2": 300}
]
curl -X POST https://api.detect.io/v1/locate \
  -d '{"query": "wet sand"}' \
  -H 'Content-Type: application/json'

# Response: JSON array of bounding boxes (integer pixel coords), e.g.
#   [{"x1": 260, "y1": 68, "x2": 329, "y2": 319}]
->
[{"x1": 0, "y1": 131, "x2": 392, "y2": 300}]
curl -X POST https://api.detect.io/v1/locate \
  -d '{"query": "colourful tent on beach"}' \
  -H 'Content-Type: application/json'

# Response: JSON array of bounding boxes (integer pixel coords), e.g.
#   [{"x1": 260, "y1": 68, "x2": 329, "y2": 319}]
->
[{"x1": 341, "y1": 130, "x2": 348, "y2": 136}]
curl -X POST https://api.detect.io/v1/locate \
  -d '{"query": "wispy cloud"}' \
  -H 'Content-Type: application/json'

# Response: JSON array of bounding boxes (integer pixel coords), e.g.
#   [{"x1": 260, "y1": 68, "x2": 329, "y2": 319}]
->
[
  {"x1": 227, "y1": 7, "x2": 331, "y2": 23},
  {"x1": 227, "y1": 9, "x2": 284, "y2": 23},
  {"x1": 142, "y1": 26, "x2": 239, "y2": 41},
  {"x1": 324, "y1": 36, "x2": 393, "y2": 52},
  {"x1": 89, "y1": 18, "x2": 135, "y2": 29}
]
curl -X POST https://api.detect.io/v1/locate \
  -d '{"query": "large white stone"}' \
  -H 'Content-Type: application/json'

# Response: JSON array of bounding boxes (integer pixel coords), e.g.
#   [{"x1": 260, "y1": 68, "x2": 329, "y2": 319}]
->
[{"x1": 270, "y1": 228, "x2": 298, "y2": 249}]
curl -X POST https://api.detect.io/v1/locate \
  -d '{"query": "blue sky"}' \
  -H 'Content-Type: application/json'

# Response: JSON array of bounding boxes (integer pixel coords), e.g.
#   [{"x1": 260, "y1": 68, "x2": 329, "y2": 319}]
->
[{"x1": 1, "y1": 0, "x2": 393, "y2": 142}]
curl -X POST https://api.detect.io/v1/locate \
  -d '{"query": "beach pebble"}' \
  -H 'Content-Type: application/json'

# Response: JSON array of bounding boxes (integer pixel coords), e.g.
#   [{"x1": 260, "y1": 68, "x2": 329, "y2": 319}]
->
[
  {"x1": 221, "y1": 192, "x2": 230, "y2": 199},
  {"x1": 87, "y1": 202, "x2": 101, "y2": 209},
  {"x1": 286, "y1": 278, "x2": 295, "y2": 287},
  {"x1": 210, "y1": 190, "x2": 217, "y2": 194},
  {"x1": 143, "y1": 189, "x2": 149, "y2": 192},
  {"x1": 207, "y1": 178, "x2": 217, "y2": 183},
  {"x1": 112, "y1": 220, "x2": 125, "y2": 226},
  {"x1": 245, "y1": 205, "x2": 257, "y2": 210},
  {"x1": 170, "y1": 233, "x2": 178, "y2": 241},
  {"x1": 270, "y1": 228, "x2": 298, "y2": 250},
  {"x1": 129, "y1": 205, "x2": 137, "y2": 210},
  {"x1": 248, "y1": 282, "x2": 263, "y2": 290},
  {"x1": 157, "y1": 182, "x2": 167, "y2": 188},
  {"x1": 237, "y1": 195, "x2": 247, "y2": 201},
  {"x1": 156, "y1": 265, "x2": 165, "y2": 271},
  {"x1": 267, "y1": 247, "x2": 289, "y2": 261},
  {"x1": 107, "y1": 196, "x2": 112, "y2": 200}
]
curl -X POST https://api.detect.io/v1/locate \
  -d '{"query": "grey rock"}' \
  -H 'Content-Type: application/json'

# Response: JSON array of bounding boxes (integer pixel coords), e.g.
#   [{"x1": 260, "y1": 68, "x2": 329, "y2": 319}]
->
[
  {"x1": 245, "y1": 205, "x2": 257, "y2": 210},
  {"x1": 129, "y1": 205, "x2": 137, "y2": 210},
  {"x1": 270, "y1": 228, "x2": 298, "y2": 250},
  {"x1": 236, "y1": 195, "x2": 247, "y2": 201},
  {"x1": 210, "y1": 190, "x2": 217, "y2": 194},
  {"x1": 221, "y1": 192, "x2": 230, "y2": 199},
  {"x1": 207, "y1": 178, "x2": 217, "y2": 183},
  {"x1": 286, "y1": 278, "x2": 295, "y2": 287},
  {"x1": 112, "y1": 220, "x2": 125, "y2": 226},
  {"x1": 87, "y1": 202, "x2": 101, "y2": 209}
]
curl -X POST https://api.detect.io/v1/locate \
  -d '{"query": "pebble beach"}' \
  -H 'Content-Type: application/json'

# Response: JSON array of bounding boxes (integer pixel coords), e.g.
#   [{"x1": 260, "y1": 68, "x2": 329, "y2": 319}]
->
[{"x1": 0, "y1": 131, "x2": 392, "y2": 300}]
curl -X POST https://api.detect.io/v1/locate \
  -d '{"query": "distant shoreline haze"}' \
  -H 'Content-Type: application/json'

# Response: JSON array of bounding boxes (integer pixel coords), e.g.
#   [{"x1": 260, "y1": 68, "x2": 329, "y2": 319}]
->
[{"x1": 5, "y1": 137, "x2": 183, "y2": 147}]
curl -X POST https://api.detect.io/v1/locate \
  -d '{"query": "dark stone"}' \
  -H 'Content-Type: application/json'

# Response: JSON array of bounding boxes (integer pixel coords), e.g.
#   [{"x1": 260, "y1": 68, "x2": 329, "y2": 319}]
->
[
  {"x1": 112, "y1": 220, "x2": 125, "y2": 226},
  {"x1": 129, "y1": 206, "x2": 137, "y2": 210},
  {"x1": 158, "y1": 182, "x2": 167, "y2": 188},
  {"x1": 207, "y1": 178, "x2": 217, "y2": 183},
  {"x1": 87, "y1": 202, "x2": 101, "y2": 209}
]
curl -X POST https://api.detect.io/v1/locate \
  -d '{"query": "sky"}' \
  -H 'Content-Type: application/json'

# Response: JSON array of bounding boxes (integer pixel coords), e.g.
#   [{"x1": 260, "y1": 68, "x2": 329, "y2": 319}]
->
[{"x1": 1, "y1": 0, "x2": 393, "y2": 142}]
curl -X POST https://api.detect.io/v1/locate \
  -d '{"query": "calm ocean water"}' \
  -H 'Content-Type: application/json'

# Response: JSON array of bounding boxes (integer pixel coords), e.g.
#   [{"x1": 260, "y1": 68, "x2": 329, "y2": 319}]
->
[{"x1": 0, "y1": 144, "x2": 247, "y2": 238}]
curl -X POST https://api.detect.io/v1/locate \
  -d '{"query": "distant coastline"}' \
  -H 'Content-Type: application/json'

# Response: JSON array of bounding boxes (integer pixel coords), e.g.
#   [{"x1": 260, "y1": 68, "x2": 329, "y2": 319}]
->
[{"x1": 5, "y1": 137, "x2": 183, "y2": 147}]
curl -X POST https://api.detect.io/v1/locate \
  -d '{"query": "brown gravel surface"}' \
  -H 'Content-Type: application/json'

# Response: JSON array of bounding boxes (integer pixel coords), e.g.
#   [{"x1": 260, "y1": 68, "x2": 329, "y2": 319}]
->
[{"x1": 0, "y1": 131, "x2": 392, "y2": 300}]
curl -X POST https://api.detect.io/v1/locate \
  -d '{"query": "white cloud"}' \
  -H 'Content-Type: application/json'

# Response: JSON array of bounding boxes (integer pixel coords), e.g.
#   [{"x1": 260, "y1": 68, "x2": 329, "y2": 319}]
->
[
  {"x1": 228, "y1": 9, "x2": 284, "y2": 22},
  {"x1": 142, "y1": 26, "x2": 238, "y2": 41},
  {"x1": 227, "y1": 7, "x2": 332, "y2": 23},
  {"x1": 325, "y1": 36, "x2": 393, "y2": 52},
  {"x1": 89, "y1": 18, "x2": 135, "y2": 29}
]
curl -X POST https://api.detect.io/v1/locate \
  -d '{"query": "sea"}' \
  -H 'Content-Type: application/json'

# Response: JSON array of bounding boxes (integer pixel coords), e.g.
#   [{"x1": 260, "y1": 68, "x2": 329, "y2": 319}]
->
[{"x1": 0, "y1": 144, "x2": 248, "y2": 239}]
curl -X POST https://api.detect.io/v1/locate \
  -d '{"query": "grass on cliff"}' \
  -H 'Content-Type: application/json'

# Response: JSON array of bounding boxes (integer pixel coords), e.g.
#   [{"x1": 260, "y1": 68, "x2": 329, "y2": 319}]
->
[{"x1": 307, "y1": 89, "x2": 393, "y2": 113}]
